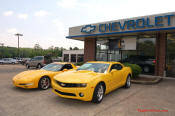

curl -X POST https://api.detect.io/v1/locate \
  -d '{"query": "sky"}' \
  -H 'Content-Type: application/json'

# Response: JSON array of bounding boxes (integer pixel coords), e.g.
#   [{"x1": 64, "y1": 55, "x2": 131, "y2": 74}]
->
[{"x1": 0, "y1": 0, "x2": 175, "y2": 49}]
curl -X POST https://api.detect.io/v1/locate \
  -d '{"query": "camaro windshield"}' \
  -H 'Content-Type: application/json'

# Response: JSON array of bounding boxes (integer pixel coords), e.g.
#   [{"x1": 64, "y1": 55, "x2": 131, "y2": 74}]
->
[
  {"x1": 41, "y1": 64, "x2": 63, "y2": 72},
  {"x1": 77, "y1": 63, "x2": 109, "y2": 73}
]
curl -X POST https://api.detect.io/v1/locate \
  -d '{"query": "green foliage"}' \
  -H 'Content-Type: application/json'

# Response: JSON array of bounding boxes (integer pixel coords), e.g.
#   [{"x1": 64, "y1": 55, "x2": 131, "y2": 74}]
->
[
  {"x1": 75, "y1": 62, "x2": 84, "y2": 66},
  {"x1": 0, "y1": 46, "x2": 66, "y2": 58},
  {"x1": 123, "y1": 63, "x2": 142, "y2": 78}
]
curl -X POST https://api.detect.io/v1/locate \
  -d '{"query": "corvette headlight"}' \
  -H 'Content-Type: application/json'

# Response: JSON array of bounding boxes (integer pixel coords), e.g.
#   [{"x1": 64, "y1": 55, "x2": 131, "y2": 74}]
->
[
  {"x1": 25, "y1": 83, "x2": 33, "y2": 85},
  {"x1": 19, "y1": 83, "x2": 33, "y2": 86}
]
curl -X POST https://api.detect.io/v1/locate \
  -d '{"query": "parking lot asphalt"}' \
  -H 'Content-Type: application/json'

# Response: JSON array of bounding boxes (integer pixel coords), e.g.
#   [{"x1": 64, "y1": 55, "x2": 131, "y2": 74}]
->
[{"x1": 0, "y1": 65, "x2": 175, "y2": 116}]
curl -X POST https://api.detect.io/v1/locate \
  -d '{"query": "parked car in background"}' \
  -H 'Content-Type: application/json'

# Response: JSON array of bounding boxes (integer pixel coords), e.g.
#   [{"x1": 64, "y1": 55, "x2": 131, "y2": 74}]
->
[
  {"x1": 52, "y1": 61, "x2": 132, "y2": 103},
  {"x1": 21, "y1": 58, "x2": 31, "y2": 65},
  {"x1": 26, "y1": 56, "x2": 52, "y2": 69},
  {"x1": 0, "y1": 59, "x2": 5, "y2": 64},
  {"x1": 121, "y1": 55, "x2": 155, "y2": 73},
  {"x1": 14, "y1": 57, "x2": 23, "y2": 64},
  {"x1": 0, "y1": 58, "x2": 18, "y2": 64},
  {"x1": 13, "y1": 62, "x2": 77, "y2": 90}
]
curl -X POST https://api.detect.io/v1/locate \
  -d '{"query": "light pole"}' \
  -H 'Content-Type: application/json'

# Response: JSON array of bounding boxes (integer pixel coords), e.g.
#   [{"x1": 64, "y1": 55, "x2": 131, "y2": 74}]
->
[
  {"x1": 15, "y1": 33, "x2": 23, "y2": 58},
  {"x1": 0, "y1": 43, "x2": 4, "y2": 58}
]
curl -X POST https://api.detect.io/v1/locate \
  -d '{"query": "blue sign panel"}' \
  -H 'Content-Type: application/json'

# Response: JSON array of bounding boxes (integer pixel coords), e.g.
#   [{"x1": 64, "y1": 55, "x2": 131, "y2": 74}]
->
[{"x1": 80, "y1": 14, "x2": 174, "y2": 34}]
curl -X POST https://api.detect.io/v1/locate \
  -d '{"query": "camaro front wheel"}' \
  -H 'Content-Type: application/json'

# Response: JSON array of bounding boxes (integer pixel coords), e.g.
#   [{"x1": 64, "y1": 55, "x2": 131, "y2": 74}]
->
[
  {"x1": 92, "y1": 83, "x2": 104, "y2": 103},
  {"x1": 38, "y1": 76, "x2": 51, "y2": 90}
]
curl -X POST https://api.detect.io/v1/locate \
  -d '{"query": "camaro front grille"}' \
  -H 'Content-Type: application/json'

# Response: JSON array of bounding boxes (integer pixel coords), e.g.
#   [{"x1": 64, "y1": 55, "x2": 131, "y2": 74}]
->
[
  {"x1": 55, "y1": 80, "x2": 81, "y2": 87},
  {"x1": 54, "y1": 89, "x2": 76, "y2": 96}
]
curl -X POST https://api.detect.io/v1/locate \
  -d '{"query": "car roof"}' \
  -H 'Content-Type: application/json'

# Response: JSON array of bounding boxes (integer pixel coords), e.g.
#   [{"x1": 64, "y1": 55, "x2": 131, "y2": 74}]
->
[{"x1": 87, "y1": 61, "x2": 121, "y2": 64}]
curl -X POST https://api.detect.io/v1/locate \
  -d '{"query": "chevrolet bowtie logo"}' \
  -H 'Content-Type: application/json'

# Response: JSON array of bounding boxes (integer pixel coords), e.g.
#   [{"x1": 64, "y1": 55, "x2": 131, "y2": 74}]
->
[{"x1": 81, "y1": 25, "x2": 96, "y2": 33}]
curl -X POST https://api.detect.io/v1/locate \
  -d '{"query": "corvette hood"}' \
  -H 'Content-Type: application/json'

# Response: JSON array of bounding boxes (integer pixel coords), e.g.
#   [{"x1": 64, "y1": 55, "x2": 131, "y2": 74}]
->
[
  {"x1": 54, "y1": 70, "x2": 102, "y2": 83},
  {"x1": 13, "y1": 70, "x2": 53, "y2": 81}
]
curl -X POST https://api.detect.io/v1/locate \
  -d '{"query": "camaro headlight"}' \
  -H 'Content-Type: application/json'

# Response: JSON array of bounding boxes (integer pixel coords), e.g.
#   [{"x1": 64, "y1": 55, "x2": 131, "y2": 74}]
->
[
  {"x1": 60, "y1": 83, "x2": 66, "y2": 87},
  {"x1": 77, "y1": 83, "x2": 87, "y2": 87}
]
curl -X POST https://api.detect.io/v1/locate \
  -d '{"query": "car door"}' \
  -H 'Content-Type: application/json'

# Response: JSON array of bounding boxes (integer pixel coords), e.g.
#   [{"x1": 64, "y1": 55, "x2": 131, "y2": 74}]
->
[
  {"x1": 33, "y1": 57, "x2": 39, "y2": 67},
  {"x1": 30, "y1": 57, "x2": 37, "y2": 66},
  {"x1": 109, "y1": 64, "x2": 124, "y2": 90}
]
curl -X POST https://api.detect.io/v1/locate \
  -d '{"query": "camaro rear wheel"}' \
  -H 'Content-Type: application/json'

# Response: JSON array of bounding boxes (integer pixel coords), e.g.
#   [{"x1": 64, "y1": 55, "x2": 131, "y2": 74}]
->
[
  {"x1": 92, "y1": 83, "x2": 104, "y2": 103},
  {"x1": 38, "y1": 76, "x2": 51, "y2": 90},
  {"x1": 125, "y1": 75, "x2": 131, "y2": 88}
]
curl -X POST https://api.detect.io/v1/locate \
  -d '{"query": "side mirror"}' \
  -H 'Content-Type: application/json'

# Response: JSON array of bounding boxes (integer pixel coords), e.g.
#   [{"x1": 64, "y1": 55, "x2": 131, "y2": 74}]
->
[
  {"x1": 63, "y1": 69, "x2": 68, "y2": 71},
  {"x1": 111, "y1": 69, "x2": 117, "y2": 73}
]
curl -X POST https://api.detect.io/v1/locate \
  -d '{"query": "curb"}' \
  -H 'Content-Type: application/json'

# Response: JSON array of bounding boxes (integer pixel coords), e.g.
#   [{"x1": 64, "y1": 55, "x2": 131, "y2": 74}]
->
[{"x1": 131, "y1": 75, "x2": 163, "y2": 85}]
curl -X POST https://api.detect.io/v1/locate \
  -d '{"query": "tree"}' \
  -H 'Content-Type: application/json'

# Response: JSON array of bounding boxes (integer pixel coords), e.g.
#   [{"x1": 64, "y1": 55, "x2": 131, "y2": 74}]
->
[
  {"x1": 34, "y1": 44, "x2": 42, "y2": 50},
  {"x1": 73, "y1": 47, "x2": 79, "y2": 50},
  {"x1": 69, "y1": 47, "x2": 73, "y2": 50}
]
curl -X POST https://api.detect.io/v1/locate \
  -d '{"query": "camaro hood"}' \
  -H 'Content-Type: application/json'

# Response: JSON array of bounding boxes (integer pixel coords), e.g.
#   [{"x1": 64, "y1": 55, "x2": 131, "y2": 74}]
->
[
  {"x1": 13, "y1": 70, "x2": 54, "y2": 81},
  {"x1": 54, "y1": 70, "x2": 102, "y2": 83}
]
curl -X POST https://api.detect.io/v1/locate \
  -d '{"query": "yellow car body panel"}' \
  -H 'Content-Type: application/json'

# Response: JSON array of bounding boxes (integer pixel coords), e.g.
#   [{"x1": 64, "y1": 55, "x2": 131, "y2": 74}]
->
[
  {"x1": 52, "y1": 61, "x2": 132, "y2": 101},
  {"x1": 12, "y1": 62, "x2": 76, "y2": 89}
]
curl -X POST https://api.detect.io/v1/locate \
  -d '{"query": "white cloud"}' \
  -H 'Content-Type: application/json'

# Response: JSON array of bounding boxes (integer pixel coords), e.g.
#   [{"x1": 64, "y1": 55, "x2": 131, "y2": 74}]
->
[
  {"x1": 7, "y1": 28, "x2": 18, "y2": 34},
  {"x1": 57, "y1": 0, "x2": 78, "y2": 8},
  {"x1": 52, "y1": 19, "x2": 67, "y2": 33},
  {"x1": 17, "y1": 13, "x2": 28, "y2": 19},
  {"x1": 3, "y1": 11, "x2": 14, "y2": 16},
  {"x1": 34, "y1": 10, "x2": 49, "y2": 17}
]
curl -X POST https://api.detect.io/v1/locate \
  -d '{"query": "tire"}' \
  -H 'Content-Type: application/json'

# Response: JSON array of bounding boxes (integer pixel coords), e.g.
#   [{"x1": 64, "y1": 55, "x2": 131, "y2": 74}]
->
[
  {"x1": 26, "y1": 64, "x2": 30, "y2": 69},
  {"x1": 125, "y1": 75, "x2": 131, "y2": 88},
  {"x1": 143, "y1": 66, "x2": 150, "y2": 73},
  {"x1": 92, "y1": 83, "x2": 104, "y2": 103},
  {"x1": 38, "y1": 76, "x2": 51, "y2": 90},
  {"x1": 37, "y1": 64, "x2": 42, "y2": 69}
]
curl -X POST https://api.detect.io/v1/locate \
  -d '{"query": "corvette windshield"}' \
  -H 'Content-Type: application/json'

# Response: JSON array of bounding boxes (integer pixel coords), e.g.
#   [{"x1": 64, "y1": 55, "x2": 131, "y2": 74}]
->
[
  {"x1": 77, "y1": 63, "x2": 109, "y2": 73},
  {"x1": 41, "y1": 64, "x2": 63, "y2": 71}
]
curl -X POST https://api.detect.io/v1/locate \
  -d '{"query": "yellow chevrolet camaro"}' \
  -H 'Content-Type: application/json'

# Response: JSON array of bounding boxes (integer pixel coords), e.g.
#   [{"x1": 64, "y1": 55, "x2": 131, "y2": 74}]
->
[
  {"x1": 13, "y1": 62, "x2": 76, "y2": 90},
  {"x1": 52, "y1": 61, "x2": 132, "y2": 103}
]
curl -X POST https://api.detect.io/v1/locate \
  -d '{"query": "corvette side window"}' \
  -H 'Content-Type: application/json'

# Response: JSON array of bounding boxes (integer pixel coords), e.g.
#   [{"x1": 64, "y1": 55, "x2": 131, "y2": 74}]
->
[
  {"x1": 66, "y1": 64, "x2": 73, "y2": 69},
  {"x1": 62, "y1": 64, "x2": 73, "y2": 70}
]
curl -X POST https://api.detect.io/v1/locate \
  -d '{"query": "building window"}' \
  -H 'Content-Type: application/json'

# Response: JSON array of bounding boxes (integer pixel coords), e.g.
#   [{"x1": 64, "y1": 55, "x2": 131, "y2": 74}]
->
[
  {"x1": 96, "y1": 38, "x2": 121, "y2": 61},
  {"x1": 71, "y1": 54, "x2": 76, "y2": 62},
  {"x1": 64, "y1": 54, "x2": 69, "y2": 62},
  {"x1": 77, "y1": 54, "x2": 84, "y2": 62},
  {"x1": 166, "y1": 34, "x2": 175, "y2": 77},
  {"x1": 96, "y1": 35, "x2": 156, "y2": 75}
]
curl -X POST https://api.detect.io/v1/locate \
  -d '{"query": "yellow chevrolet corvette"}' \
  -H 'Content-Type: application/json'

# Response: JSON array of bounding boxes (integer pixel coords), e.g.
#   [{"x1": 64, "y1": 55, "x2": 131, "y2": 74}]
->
[
  {"x1": 52, "y1": 61, "x2": 132, "y2": 103},
  {"x1": 13, "y1": 62, "x2": 76, "y2": 90}
]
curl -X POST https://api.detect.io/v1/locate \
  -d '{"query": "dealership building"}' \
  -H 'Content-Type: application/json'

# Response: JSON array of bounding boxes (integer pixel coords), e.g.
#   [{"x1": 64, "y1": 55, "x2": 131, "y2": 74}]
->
[{"x1": 66, "y1": 12, "x2": 175, "y2": 77}]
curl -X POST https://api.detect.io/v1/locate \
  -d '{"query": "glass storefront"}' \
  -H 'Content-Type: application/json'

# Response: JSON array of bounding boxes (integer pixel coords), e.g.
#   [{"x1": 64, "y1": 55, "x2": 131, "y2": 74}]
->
[
  {"x1": 166, "y1": 34, "x2": 175, "y2": 77},
  {"x1": 71, "y1": 54, "x2": 76, "y2": 62},
  {"x1": 96, "y1": 35, "x2": 156, "y2": 74}
]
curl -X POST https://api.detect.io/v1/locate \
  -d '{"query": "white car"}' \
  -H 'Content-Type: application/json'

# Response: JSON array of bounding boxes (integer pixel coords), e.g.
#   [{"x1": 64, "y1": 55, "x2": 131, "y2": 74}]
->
[{"x1": 0, "y1": 58, "x2": 18, "y2": 64}]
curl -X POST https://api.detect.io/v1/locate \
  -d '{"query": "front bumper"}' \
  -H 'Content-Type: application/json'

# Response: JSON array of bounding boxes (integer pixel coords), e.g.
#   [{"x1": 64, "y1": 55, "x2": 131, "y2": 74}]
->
[
  {"x1": 13, "y1": 79, "x2": 37, "y2": 89},
  {"x1": 52, "y1": 80, "x2": 95, "y2": 101}
]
